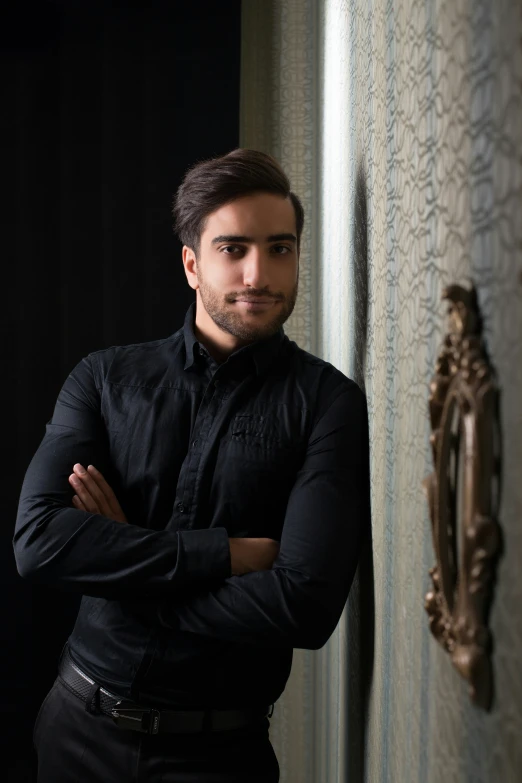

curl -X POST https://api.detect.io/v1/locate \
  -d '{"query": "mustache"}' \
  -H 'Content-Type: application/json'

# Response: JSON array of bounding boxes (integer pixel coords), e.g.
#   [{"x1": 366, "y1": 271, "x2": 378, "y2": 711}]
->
[{"x1": 225, "y1": 290, "x2": 286, "y2": 303}]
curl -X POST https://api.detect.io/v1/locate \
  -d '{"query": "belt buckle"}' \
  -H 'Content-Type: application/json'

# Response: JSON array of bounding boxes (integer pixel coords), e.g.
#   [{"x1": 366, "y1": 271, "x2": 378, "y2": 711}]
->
[{"x1": 111, "y1": 703, "x2": 161, "y2": 734}]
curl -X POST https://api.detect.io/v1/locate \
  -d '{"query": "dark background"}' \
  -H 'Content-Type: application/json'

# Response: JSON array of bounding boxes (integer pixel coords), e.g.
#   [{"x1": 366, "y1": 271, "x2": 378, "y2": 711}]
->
[{"x1": 1, "y1": 1, "x2": 241, "y2": 778}]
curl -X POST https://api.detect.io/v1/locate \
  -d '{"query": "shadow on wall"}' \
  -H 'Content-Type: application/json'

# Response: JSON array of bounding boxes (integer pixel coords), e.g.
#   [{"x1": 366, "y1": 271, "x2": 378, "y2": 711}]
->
[{"x1": 346, "y1": 160, "x2": 375, "y2": 783}]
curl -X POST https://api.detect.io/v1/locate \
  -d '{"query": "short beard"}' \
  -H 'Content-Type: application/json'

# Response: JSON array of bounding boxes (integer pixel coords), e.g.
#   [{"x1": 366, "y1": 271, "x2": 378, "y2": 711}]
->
[{"x1": 196, "y1": 268, "x2": 298, "y2": 344}]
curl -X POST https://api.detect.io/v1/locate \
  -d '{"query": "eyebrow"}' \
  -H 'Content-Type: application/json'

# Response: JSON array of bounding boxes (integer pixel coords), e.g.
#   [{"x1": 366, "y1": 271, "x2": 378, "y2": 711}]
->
[{"x1": 211, "y1": 233, "x2": 297, "y2": 245}]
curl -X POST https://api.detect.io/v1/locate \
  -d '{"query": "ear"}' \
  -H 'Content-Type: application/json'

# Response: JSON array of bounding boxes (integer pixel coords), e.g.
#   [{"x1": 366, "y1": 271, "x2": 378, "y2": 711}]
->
[{"x1": 182, "y1": 246, "x2": 199, "y2": 291}]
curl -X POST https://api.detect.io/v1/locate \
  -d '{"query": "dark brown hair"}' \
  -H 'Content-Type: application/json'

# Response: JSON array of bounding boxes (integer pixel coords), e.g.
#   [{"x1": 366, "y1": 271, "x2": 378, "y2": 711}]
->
[{"x1": 172, "y1": 148, "x2": 304, "y2": 255}]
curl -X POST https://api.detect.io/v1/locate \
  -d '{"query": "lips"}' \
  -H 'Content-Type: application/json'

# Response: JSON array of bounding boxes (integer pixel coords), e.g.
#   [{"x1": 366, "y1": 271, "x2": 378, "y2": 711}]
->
[{"x1": 235, "y1": 298, "x2": 277, "y2": 304}]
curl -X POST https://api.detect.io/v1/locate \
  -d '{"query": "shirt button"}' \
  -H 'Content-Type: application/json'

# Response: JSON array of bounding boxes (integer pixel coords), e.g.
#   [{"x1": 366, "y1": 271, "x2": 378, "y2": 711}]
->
[
  {"x1": 192, "y1": 440, "x2": 198, "y2": 448},
  {"x1": 176, "y1": 502, "x2": 185, "y2": 513}
]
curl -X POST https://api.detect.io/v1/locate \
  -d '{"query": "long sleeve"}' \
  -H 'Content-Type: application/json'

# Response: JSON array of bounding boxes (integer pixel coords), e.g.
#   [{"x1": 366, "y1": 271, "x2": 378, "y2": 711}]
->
[
  {"x1": 13, "y1": 355, "x2": 231, "y2": 598},
  {"x1": 158, "y1": 383, "x2": 370, "y2": 649}
]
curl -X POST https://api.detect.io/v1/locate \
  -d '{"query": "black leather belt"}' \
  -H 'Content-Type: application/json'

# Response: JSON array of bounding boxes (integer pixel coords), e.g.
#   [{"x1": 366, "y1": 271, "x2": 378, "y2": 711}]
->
[{"x1": 58, "y1": 646, "x2": 272, "y2": 735}]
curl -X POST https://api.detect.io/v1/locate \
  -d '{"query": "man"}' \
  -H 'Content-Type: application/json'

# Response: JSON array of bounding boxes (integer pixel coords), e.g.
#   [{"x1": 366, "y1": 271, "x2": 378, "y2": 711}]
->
[{"x1": 14, "y1": 149, "x2": 369, "y2": 782}]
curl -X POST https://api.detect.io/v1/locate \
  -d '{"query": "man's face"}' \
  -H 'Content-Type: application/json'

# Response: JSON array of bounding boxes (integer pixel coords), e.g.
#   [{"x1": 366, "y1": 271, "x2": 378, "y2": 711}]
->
[{"x1": 184, "y1": 192, "x2": 299, "y2": 348}]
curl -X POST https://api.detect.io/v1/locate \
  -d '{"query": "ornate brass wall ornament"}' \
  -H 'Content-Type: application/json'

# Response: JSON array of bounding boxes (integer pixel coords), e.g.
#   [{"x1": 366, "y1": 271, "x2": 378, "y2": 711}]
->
[{"x1": 423, "y1": 284, "x2": 501, "y2": 710}]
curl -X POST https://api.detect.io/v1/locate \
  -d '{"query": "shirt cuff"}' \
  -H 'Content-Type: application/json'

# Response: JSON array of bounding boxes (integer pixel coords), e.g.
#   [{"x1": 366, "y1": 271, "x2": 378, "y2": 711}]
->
[{"x1": 178, "y1": 527, "x2": 231, "y2": 584}]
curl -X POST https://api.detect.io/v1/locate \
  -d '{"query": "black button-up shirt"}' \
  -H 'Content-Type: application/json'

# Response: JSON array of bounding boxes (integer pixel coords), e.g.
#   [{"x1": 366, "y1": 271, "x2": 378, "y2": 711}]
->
[{"x1": 14, "y1": 304, "x2": 369, "y2": 709}]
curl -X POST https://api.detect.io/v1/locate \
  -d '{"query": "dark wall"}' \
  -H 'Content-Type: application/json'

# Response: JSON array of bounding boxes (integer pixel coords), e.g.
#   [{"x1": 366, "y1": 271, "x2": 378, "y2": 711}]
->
[{"x1": 1, "y1": 1, "x2": 241, "y2": 778}]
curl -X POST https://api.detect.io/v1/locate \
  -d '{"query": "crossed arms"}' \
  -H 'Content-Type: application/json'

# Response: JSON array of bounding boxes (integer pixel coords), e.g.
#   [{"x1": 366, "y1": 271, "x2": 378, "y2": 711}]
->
[
  {"x1": 69, "y1": 462, "x2": 279, "y2": 577},
  {"x1": 13, "y1": 356, "x2": 369, "y2": 649}
]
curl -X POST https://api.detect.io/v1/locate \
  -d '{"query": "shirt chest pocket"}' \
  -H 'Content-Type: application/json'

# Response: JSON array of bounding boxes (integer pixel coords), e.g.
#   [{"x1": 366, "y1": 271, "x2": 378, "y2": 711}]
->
[
  {"x1": 228, "y1": 413, "x2": 300, "y2": 466},
  {"x1": 218, "y1": 412, "x2": 304, "y2": 538}
]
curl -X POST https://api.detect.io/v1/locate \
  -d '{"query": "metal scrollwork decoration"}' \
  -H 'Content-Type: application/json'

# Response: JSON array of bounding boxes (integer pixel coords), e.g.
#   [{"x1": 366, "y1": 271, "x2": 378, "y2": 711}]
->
[{"x1": 423, "y1": 283, "x2": 501, "y2": 710}]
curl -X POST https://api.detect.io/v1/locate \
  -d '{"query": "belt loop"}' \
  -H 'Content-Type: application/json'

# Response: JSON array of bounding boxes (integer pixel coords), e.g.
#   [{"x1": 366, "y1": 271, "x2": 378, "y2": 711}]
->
[{"x1": 85, "y1": 682, "x2": 101, "y2": 715}]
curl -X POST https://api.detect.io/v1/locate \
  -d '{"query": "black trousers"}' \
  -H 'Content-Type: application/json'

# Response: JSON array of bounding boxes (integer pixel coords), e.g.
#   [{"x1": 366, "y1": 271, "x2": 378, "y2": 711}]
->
[{"x1": 33, "y1": 677, "x2": 280, "y2": 783}]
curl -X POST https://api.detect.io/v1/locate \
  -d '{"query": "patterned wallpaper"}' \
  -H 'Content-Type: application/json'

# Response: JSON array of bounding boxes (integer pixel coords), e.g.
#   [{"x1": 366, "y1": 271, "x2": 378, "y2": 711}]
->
[{"x1": 241, "y1": 1, "x2": 522, "y2": 782}]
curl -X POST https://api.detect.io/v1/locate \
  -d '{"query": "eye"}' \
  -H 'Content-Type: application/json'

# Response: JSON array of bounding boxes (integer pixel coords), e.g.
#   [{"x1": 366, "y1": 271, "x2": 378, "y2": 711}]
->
[
  {"x1": 271, "y1": 245, "x2": 292, "y2": 255},
  {"x1": 220, "y1": 245, "x2": 244, "y2": 256}
]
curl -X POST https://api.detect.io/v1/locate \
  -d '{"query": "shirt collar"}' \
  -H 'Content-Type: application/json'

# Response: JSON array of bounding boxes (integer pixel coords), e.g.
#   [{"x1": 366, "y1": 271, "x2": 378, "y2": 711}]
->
[
  {"x1": 182, "y1": 302, "x2": 285, "y2": 375},
  {"x1": 183, "y1": 303, "x2": 201, "y2": 370}
]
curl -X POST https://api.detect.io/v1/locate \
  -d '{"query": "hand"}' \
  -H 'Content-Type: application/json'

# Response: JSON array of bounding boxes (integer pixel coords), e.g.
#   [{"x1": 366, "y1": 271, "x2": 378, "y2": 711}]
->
[
  {"x1": 69, "y1": 463, "x2": 128, "y2": 524},
  {"x1": 229, "y1": 538, "x2": 280, "y2": 576}
]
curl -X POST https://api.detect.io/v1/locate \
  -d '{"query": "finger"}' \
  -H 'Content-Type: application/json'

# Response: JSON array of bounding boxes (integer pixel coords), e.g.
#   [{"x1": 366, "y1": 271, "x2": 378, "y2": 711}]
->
[
  {"x1": 73, "y1": 464, "x2": 108, "y2": 510},
  {"x1": 69, "y1": 473, "x2": 100, "y2": 514},
  {"x1": 86, "y1": 464, "x2": 124, "y2": 516},
  {"x1": 72, "y1": 494, "x2": 87, "y2": 511}
]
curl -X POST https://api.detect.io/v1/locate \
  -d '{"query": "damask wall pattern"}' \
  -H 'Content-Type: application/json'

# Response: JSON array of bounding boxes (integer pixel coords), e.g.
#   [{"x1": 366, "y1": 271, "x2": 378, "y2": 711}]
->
[{"x1": 241, "y1": 1, "x2": 522, "y2": 781}]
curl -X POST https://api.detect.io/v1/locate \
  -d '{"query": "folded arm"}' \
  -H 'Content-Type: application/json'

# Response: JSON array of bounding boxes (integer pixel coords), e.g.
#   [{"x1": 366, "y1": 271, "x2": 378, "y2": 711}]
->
[
  {"x1": 13, "y1": 355, "x2": 231, "y2": 598},
  {"x1": 157, "y1": 383, "x2": 370, "y2": 649}
]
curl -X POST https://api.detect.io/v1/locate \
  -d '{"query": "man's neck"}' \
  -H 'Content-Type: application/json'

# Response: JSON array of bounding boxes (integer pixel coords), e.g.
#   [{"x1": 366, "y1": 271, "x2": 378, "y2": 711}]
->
[{"x1": 194, "y1": 309, "x2": 247, "y2": 365}]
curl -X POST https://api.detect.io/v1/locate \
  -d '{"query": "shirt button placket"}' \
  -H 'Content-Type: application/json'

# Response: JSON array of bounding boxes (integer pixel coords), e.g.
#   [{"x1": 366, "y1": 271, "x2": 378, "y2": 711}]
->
[{"x1": 178, "y1": 373, "x2": 224, "y2": 530}]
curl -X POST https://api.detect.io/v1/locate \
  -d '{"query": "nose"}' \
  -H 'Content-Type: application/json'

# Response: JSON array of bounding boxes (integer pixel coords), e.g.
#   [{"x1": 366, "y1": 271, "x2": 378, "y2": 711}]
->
[{"x1": 242, "y1": 247, "x2": 271, "y2": 290}]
